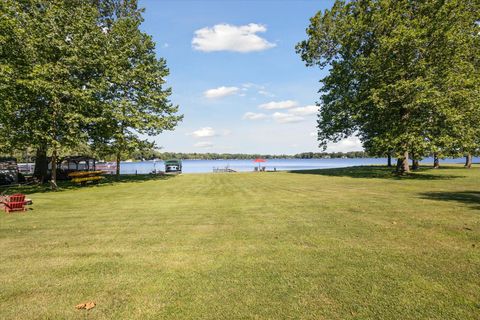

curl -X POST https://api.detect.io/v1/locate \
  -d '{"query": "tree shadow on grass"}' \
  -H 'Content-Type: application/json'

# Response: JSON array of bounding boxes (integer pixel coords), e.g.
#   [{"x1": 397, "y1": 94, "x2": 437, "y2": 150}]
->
[
  {"x1": 0, "y1": 174, "x2": 175, "y2": 195},
  {"x1": 289, "y1": 166, "x2": 464, "y2": 180},
  {"x1": 419, "y1": 191, "x2": 480, "y2": 210}
]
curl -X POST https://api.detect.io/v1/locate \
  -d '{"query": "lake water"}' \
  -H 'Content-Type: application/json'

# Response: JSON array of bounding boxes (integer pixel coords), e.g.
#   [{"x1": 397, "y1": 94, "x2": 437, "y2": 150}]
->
[{"x1": 120, "y1": 157, "x2": 476, "y2": 174}]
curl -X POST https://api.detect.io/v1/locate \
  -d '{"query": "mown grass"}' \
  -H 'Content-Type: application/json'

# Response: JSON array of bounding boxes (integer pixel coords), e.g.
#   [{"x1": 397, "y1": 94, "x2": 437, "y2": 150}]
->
[{"x1": 0, "y1": 166, "x2": 479, "y2": 319}]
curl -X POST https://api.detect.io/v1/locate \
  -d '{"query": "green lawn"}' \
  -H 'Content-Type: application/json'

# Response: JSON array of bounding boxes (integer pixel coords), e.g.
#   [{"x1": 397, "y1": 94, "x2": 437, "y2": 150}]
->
[{"x1": 1, "y1": 166, "x2": 479, "y2": 319}]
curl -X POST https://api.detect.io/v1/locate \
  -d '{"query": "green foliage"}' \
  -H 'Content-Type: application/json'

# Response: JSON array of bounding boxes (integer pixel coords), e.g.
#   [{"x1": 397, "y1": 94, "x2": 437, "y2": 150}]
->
[
  {"x1": 89, "y1": 0, "x2": 182, "y2": 172},
  {"x1": 1, "y1": 0, "x2": 104, "y2": 147},
  {"x1": 0, "y1": 0, "x2": 182, "y2": 182},
  {"x1": 1, "y1": 0, "x2": 110, "y2": 186},
  {"x1": 297, "y1": 0, "x2": 480, "y2": 168}
]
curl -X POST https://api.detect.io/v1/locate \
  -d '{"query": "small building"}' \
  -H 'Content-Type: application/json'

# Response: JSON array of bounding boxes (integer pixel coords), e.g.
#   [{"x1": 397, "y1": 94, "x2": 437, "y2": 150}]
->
[
  {"x1": 50, "y1": 156, "x2": 98, "y2": 180},
  {"x1": 58, "y1": 156, "x2": 97, "y2": 172},
  {"x1": 165, "y1": 159, "x2": 182, "y2": 173}
]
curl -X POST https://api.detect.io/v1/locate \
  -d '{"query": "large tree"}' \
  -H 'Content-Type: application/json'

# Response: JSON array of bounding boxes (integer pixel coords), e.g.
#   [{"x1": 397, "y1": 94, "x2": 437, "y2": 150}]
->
[
  {"x1": 1, "y1": 0, "x2": 106, "y2": 187},
  {"x1": 1, "y1": 0, "x2": 181, "y2": 185},
  {"x1": 297, "y1": 0, "x2": 480, "y2": 173},
  {"x1": 91, "y1": 0, "x2": 182, "y2": 175}
]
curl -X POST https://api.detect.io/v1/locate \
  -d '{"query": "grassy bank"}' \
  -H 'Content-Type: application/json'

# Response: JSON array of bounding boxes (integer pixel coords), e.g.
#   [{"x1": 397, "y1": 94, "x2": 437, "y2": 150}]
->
[{"x1": 1, "y1": 166, "x2": 479, "y2": 319}]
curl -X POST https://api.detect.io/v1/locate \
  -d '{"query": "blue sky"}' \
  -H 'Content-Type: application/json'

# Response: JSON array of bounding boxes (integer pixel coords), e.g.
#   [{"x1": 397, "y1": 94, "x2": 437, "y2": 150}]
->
[{"x1": 139, "y1": 0, "x2": 362, "y2": 154}]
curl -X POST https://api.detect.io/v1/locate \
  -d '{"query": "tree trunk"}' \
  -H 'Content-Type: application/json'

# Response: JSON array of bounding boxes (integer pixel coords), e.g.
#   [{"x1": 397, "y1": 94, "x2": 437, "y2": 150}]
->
[
  {"x1": 396, "y1": 158, "x2": 402, "y2": 172},
  {"x1": 433, "y1": 153, "x2": 439, "y2": 169},
  {"x1": 116, "y1": 152, "x2": 121, "y2": 176},
  {"x1": 413, "y1": 160, "x2": 419, "y2": 170},
  {"x1": 465, "y1": 153, "x2": 472, "y2": 169},
  {"x1": 396, "y1": 151, "x2": 410, "y2": 174},
  {"x1": 387, "y1": 154, "x2": 392, "y2": 167},
  {"x1": 50, "y1": 148, "x2": 58, "y2": 190},
  {"x1": 412, "y1": 157, "x2": 419, "y2": 170},
  {"x1": 33, "y1": 146, "x2": 48, "y2": 183},
  {"x1": 50, "y1": 98, "x2": 59, "y2": 190},
  {"x1": 403, "y1": 151, "x2": 410, "y2": 173}
]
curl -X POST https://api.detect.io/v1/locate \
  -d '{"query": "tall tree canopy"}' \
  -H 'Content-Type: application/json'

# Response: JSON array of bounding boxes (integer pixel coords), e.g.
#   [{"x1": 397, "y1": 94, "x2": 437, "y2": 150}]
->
[
  {"x1": 297, "y1": 0, "x2": 480, "y2": 172},
  {"x1": 0, "y1": 0, "x2": 182, "y2": 187},
  {"x1": 91, "y1": 1, "x2": 182, "y2": 175},
  {"x1": 1, "y1": 0, "x2": 105, "y2": 186}
]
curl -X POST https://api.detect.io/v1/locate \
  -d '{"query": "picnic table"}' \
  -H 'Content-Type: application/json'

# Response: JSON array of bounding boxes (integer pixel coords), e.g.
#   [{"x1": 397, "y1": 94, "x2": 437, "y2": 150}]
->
[{"x1": 68, "y1": 171, "x2": 105, "y2": 186}]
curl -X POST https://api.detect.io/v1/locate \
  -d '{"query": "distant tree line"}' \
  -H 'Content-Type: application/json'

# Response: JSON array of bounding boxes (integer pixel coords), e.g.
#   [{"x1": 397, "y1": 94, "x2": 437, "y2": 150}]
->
[
  {"x1": 294, "y1": 151, "x2": 369, "y2": 159},
  {"x1": 0, "y1": 146, "x2": 372, "y2": 163},
  {"x1": 126, "y1": 150, "x2": 371, "y2": 161},
  {"x1": 297, "y1": 0, "x2": 479, "y2": 173},
  {"x1": 0, "y1": 0, "x2": 182, "y2": 188}
]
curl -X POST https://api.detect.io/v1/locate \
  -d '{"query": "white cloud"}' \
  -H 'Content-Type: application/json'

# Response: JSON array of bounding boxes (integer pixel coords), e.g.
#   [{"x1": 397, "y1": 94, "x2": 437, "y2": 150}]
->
[
  {"x1": 259, "y1": 100, "x2": 298, "y2": 110},
  {"x1": 243, "y1": 102, "x2": 316, "y2": 123},
  {"x1": 310, "y1": 131, "x2": 317, "y2": 137},
  {"x1": 190, "y1": 127, "x2": 216, "y2": 138},
  {"x1": 243, "y1": 112, "x2": 268, "y2": 120},
  {"x1": 272, "y1": 112, "x2": 304, "y2": 124},
  {"x1": 194, "y1": 141, "x2": 214, "y2": 148},
  {"x1": 239, "y1": 83, "x2": 275, "y2": 97},
  {"x1": 204, "y1": 86, "x2": 239, "y2": 99},
  {"x1": 258, "y1": 90, "x2": 275, "y2": 97},
  {"x1": 327, "y1": 136, "x2": 363, "y2": 152},
  {"x1": 192, "y1": 23, "x2": 276, "y2": 53},
  {"x1": 289, "y1": 105, "x2": 318, "y2": 116}
]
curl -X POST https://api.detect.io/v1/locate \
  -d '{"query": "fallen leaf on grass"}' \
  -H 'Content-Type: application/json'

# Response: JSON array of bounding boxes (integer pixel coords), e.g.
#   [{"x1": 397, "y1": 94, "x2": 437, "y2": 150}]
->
[
  {"x1": 75, "y1": 301, "x2": 96, "y2": 310},
  {"x1": 85, "y1": 302, "x2": 96, "y2": 310}
]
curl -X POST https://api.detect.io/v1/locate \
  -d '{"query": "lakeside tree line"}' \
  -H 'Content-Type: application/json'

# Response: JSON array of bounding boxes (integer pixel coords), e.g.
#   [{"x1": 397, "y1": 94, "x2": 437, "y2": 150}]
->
[
  {"x1": 0, "y1": 0, "x2": 182, "y2": 188},
  {"x1": 3, "y1": 147, "x2": 371, "y2": 162},
  {"x1": 297, "y1": 0, "x2": 479, "y2": 173},
  {"x1": 129, "y1": 150, "x2": 371, "y2": 161}
]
